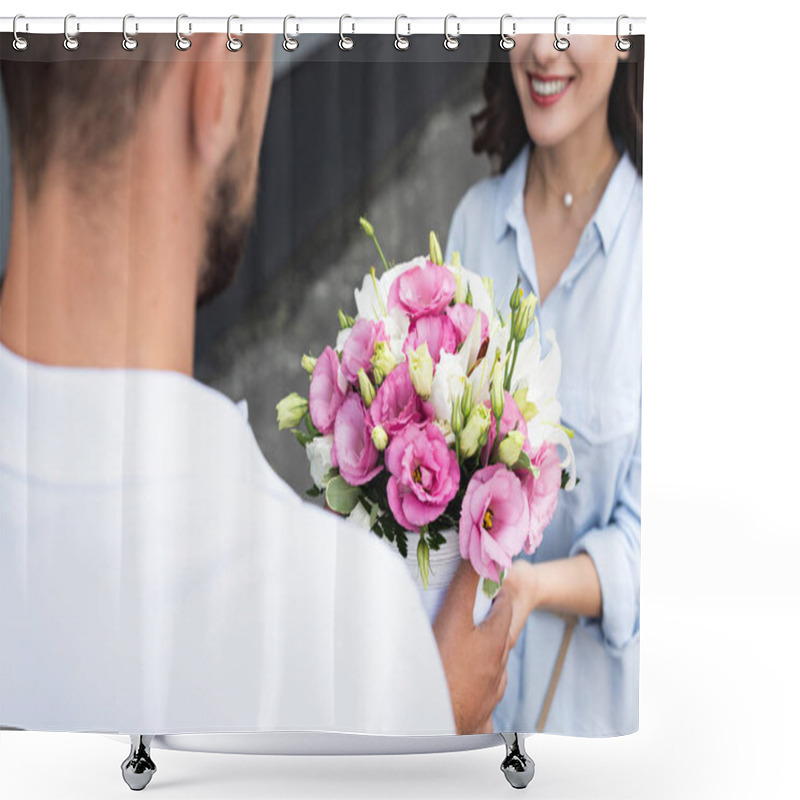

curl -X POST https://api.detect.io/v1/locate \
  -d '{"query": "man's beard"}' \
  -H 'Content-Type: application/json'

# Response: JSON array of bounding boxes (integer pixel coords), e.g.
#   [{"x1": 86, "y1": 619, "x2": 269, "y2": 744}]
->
[{"x1": 195, "y1": 148, "x2": 257, "y2": 308}]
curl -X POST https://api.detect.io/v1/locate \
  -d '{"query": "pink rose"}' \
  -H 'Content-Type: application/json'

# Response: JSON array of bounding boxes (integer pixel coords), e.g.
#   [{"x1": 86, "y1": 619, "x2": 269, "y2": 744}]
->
[
  {"x1": 341, "y1": 318, "x2": 387, "y2": 384},
  {"x1": 459, "y1": 464, "x2": 530, "y2": 583},
  {"x1": 446, "y1": 303, "x2": 489, "y2": 345},
  {"x1": 309, "y1": 346, "x2": 347, "y2": 435},
  {"x1": 518, "y1": 443, "x2": 561, "y2": 555},
  {"x1": 368, "y1": 361, "x2": 434, "y2": 439},
  {"x1": 387, "y1": 261, "x2": 456, "y2": 321},
  {"x1": 403, "y1": 314, "x2": 459, "y2": 364},
  {"x1": 482, "y1": 392, "x2": 533, "y2": 465},
  {"x1": 385, "y1": 422, "x2": 460, "y2": 532},
  {"x1": 331, "y1": 393, "x2": 382, "y2": 486}
]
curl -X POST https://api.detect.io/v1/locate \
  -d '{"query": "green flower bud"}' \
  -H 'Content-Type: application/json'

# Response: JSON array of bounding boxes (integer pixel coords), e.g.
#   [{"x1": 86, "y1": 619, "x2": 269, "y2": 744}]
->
[
  {"x1": 459, "y1": 404, "x2": 492, "y2": 459},
  {"x1": 497, "y1": 430, "x2": 526, "y2": 467},
  {"x1": 460, "y1": 381, "x2": 474, "y2": 418},
  {"x1": 451, "y1": 250, "x2": 462, "y2": 267},
  {"x1": 371, "y1": 340, "x2": 397, "y2": 386},
  {"x1": 509, "y1": 283, "x2": 522, "y2": 311},
  {"x1": 359, "y1": 216, "x2": 375, "y2": 238},
  {"x1": 338, "y1": 309, "x2": 356, "y2": 329},
  {"x1": 358, "y1": 368, "x2": 376, "y2": 408},
  {"x1": 451, "y1": 401, "x2": 465, "y2": 436},
  {"x1": 301, "y1": 353, "x2": 317, "y2": 375},
  {"x1": 276, "y1": 393, "x2": 309, "y2": 431},
  {"x1": 429, "y1": 230, "x2": 444, "y2": 266},
  {"x1": 512, "y1": 294, "x2": 537, "y2": 342},
  {"x1": 408, "y1": 342, "x2": 434, "y2": 400},
  {"x1": 490, "y1": 372, "x2": 506, "y2": 422},
  {"x1": 371, "y1": 424, "x2": 389, "y2": 451}
]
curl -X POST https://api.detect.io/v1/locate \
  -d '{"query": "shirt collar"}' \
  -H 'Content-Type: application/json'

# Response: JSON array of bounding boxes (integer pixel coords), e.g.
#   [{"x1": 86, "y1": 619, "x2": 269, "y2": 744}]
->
[{"x1": 492, "y1": 143, "x2": 639, "y2": 257}]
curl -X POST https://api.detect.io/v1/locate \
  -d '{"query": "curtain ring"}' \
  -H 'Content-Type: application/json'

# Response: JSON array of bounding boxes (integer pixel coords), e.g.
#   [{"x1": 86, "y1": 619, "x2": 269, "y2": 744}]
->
[
  {"x1": 283, "y1": 15, "x2": 299, "y2": 51},
  {"x1": 176, "y1": 14, "x2": 192, "y2": 50},
  {"x1": 339, "y1": 15, "x2": 354, "y2": 51},
  {"x1": 443, "y1": 14, "x2": 460, "y2": 51},
  {"x1": 554, "y1": 14, "x2": 570, "y2": 51},
  {"x1": 616, "y1": 15, "x2": 632, "y2": 52},
  {"x1": 394, "y1": 15, "x2": 410, "y2": 50},
  {"x1": 12, "y1": 15, "x2": 29, "y2": 51},
  {"x1": 227, "y1": 15, "x2": 243, "y2": 52},
  {"x1": 63, "y1": 13, "x2": 79, "y2": 51},
  {"x1": 499, "y1": 14, "x2": 515, "y2": 51},
  {"x1": 122, "y1": 14, "x2": 138, "y2": 51}
]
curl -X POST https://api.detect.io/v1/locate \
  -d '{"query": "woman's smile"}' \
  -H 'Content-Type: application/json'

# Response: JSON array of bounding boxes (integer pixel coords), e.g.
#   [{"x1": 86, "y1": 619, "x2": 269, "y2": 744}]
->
[{"x1": 528, "y1": 73, "x2": 573, "y2": 106}]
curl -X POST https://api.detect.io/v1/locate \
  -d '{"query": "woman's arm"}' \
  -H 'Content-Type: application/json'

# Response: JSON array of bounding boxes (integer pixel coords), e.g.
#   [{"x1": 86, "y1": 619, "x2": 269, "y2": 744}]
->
[{"x1": 503, "y1": 554, "x2": 601, "y2": 647}]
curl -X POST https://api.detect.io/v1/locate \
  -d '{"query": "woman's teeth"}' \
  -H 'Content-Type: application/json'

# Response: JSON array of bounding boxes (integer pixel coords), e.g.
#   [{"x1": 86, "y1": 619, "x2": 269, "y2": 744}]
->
[{"x1": 531, "y1": 78, "x2": 569, "y2": 96}]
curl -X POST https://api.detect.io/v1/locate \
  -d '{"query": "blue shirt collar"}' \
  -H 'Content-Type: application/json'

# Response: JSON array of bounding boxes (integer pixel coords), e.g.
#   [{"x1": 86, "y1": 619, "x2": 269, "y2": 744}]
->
[{"x1": 492, "y1": 143, "x2": 639, "y2": 257}]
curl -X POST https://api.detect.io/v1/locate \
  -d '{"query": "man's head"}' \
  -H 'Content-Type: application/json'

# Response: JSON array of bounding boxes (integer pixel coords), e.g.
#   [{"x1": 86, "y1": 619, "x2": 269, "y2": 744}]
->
[{"x1": 1, "y1": 32, "x2": 274, "y2": 306}]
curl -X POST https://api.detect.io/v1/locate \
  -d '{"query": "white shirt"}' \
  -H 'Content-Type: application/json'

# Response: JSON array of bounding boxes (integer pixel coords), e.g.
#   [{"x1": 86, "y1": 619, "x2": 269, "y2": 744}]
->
[{"x1": 0, "y1": 341, "x2": 454, "y2": 735}]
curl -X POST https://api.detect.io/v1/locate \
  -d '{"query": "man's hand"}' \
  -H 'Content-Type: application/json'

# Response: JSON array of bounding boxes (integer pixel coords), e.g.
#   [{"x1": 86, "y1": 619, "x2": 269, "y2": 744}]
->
[{"x1": 433, "y1": 560, "x2": 513, "y2": 734}]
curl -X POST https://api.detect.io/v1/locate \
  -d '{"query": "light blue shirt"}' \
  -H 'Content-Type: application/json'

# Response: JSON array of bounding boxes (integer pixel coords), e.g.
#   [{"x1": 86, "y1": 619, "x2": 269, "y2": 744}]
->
[{"x1": 446, "y1": 145, "x2": 641, "y2": 736}]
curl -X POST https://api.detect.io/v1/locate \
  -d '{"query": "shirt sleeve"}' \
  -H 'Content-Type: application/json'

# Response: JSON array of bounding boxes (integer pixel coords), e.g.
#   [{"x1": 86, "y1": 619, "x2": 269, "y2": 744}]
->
[{"x1": 569, "y1": 420, "x2": 641, "y2": 656}]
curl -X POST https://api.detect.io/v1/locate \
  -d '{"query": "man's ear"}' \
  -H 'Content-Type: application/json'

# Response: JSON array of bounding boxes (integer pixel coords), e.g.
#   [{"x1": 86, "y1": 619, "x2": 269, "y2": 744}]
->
[{"x1": 190, "y1": 39, "x2": 235, "y2": 170}]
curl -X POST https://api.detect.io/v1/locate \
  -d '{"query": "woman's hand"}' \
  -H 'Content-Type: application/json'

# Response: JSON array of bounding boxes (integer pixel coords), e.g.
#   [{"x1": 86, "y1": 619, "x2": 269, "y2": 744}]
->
[{"x1": 501, "y1": 559, "x2": 539, "y2": 648}]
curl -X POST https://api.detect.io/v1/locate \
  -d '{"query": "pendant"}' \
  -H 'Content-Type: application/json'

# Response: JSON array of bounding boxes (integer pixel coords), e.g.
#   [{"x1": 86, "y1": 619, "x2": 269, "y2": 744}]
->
[{"x1": 563, "y1": 192, "x2": 573, "y2": 209}]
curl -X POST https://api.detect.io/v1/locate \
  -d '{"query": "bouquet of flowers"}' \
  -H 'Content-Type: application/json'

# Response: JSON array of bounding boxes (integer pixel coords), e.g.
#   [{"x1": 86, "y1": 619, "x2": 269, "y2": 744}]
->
[{"x1": 277, "y1": 219, "x2": 576, "y2": 612}]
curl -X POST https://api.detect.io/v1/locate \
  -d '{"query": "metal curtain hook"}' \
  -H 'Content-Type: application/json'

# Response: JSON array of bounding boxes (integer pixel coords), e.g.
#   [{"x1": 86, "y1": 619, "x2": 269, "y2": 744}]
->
[
  {"x1": 339, "y1": 14, "x2": 354, "y2": 50},
  {"x1": 394, "y1": 14, "x2": 410, "y2": 50},
  {"x1": 499, "y1": 14, "x2": 515, "y2": 51},
  {"x1": 616, "y1": 14, "x2": 632, "y2": 51},
  {"x1": 122, "y1": 14, "x2": 138, "y2": 51},
  {"x1": 283, "y1": 15, "x2": 299, "y2": 51},
  {"x1": 12, "y1": 14, "x2": 29, "y2": 51},
  {"x1": 554, "y1": 14, "x2": 570, "y2": 51},
  {"x1": 176, "y1": 14, "x2": 192, "y2": 50},
  {"x1": 444, "y1": 14, "x2": 460, "y2": 51},
  {"x1": 63, "y1": 13, "x2": 79, "y2": 51},
  {"x1": 227, "y1": 15, "x2": 243, "y2": 51}
]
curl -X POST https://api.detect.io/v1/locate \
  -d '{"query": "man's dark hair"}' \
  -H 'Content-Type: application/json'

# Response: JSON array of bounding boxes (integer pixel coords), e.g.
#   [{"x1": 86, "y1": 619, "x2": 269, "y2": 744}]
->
[{"x1": 1, "y1": 33, "x2": 173, "y2": 198}]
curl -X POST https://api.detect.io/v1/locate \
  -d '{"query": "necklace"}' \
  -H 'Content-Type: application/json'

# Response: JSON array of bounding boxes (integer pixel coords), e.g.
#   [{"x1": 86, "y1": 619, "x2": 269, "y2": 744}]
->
[{"x1": 533, "y1": 147, "x2": 619, "y2": 213}]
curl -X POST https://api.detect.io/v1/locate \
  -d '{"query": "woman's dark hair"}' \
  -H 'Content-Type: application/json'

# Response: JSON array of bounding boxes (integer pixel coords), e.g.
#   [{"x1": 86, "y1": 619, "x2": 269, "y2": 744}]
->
[{"x1": 471, "y1": 37, "x2": 644, "y2": 175}]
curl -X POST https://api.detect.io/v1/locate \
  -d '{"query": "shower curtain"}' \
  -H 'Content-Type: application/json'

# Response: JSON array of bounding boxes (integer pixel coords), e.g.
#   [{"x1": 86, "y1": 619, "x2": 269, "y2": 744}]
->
[{"x1": 0, "y1": 23, "x2": 643, "y2": 743}]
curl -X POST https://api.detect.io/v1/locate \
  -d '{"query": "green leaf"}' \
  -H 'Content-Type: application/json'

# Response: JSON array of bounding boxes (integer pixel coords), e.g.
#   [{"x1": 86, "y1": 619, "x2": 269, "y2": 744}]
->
[
  {"x1": 369, "y1": 502, "x2": 380, "y2": 529},
  {"x1": 294, "y1": 429, "x2": 314, "y2": 447},
  {"x1": 515, "y1": 451, "x2": 541, "y2": 479},
  {"x1": 325, "y1": 476, "x2": 361, "y2": 515},
  {"x1": 560, "y1": 469, "x2": 580, "y2": 490},
  {"x1": 305, "y1": 485, "x2": 324, "y2": 498},
  {"x1": 482, "y1": 578, "x2": 501, "y2": 599},
  {"x1": 396, "y1": 531, "x2": 408, "y2": 559}
]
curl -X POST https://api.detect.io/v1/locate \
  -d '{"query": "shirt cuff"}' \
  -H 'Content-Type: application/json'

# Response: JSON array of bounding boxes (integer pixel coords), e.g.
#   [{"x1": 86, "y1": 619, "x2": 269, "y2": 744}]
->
[{"x1": 569, "y1": 525, "x2": 639, "y2": 656}]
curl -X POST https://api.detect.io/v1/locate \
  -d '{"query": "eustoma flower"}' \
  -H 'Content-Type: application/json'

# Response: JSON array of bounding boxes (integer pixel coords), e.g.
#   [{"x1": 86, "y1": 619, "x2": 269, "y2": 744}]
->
[
  {"x1": 459, "y1": 464, "x2": 530, "y2": 583},
  {"x1": 368, "y1": 361, "x2": 434, "y2": 440},
  {"x1": 331, "y1": 393, "x2": 382, "y2": 486},
  {"x1": 403, "y1": 314, "x2": 459, "y2": 363},
  {"x1": 385, "y1": 423, "x2": 460, "y2": 532},
  {"x1": 341, "y1": 318, "x2": 388, "y2": 384},
  {"x1": 308, "y1": 346, "x2": 347, "y2": 435},
  {"x1": 446, "y1": 303, "x2": 489, "y2": 346},
  {"x1": 518, "y1": 443, "x2": 561, "y2": 555},
  {"x1": 387, "y1": 261, "x2": 456, "y2": 321}
]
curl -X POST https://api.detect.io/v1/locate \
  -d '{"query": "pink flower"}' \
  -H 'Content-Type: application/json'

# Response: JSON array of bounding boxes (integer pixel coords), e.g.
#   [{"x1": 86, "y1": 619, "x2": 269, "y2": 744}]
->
[
  {"x1": 403, "y1": 314, "x2": 459, "y2": 364},
  {"x1": 341, "y1": 318, "x2": 387, "y2": 384},
  {"x1": 459, "y1": 464, "x2": 530, "y2": 583},
  {"x1": 368, "y1": 361, "x2": 434, "y2": 439},
  {"x1": 446, "y1": 303, "x2": 489, "y2": 345},
  {"x1": 309, "y1": 346, "x2": 347, "y2": 435},
  {"x1": 482, "y1": 392, "x2": 533, "y2": 465},
  {"x1": 387, "y1": 261, "x2": 456, "y2": 321},
  {"x1": 331, "y1": 393, "x2": 382, "y2": 486},
  {"x1": 518, "y1": 443, "x2": 561, "y2": 555},
  {"x1": 385, "y1": 423, "x2": 460, "y2": 532}
]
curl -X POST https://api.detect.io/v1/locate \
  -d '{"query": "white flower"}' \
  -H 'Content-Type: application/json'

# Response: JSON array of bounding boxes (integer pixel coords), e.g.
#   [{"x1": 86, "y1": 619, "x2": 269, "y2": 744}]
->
[
  {"x1": 446, "y1": 264, "x2": 495, "y2": 320},
  {"x1": 306, "y1": 434, "x2": 334, "y2": 489},
  {"x1": 430, "y1": 351, "x2": 468, "y2": 422}
]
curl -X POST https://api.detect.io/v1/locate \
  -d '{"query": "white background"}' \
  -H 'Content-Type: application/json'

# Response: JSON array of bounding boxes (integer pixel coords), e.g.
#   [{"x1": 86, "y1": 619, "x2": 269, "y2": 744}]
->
[{"x1": 2, "y1": 0, "x2": 799, "y2": 798}]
